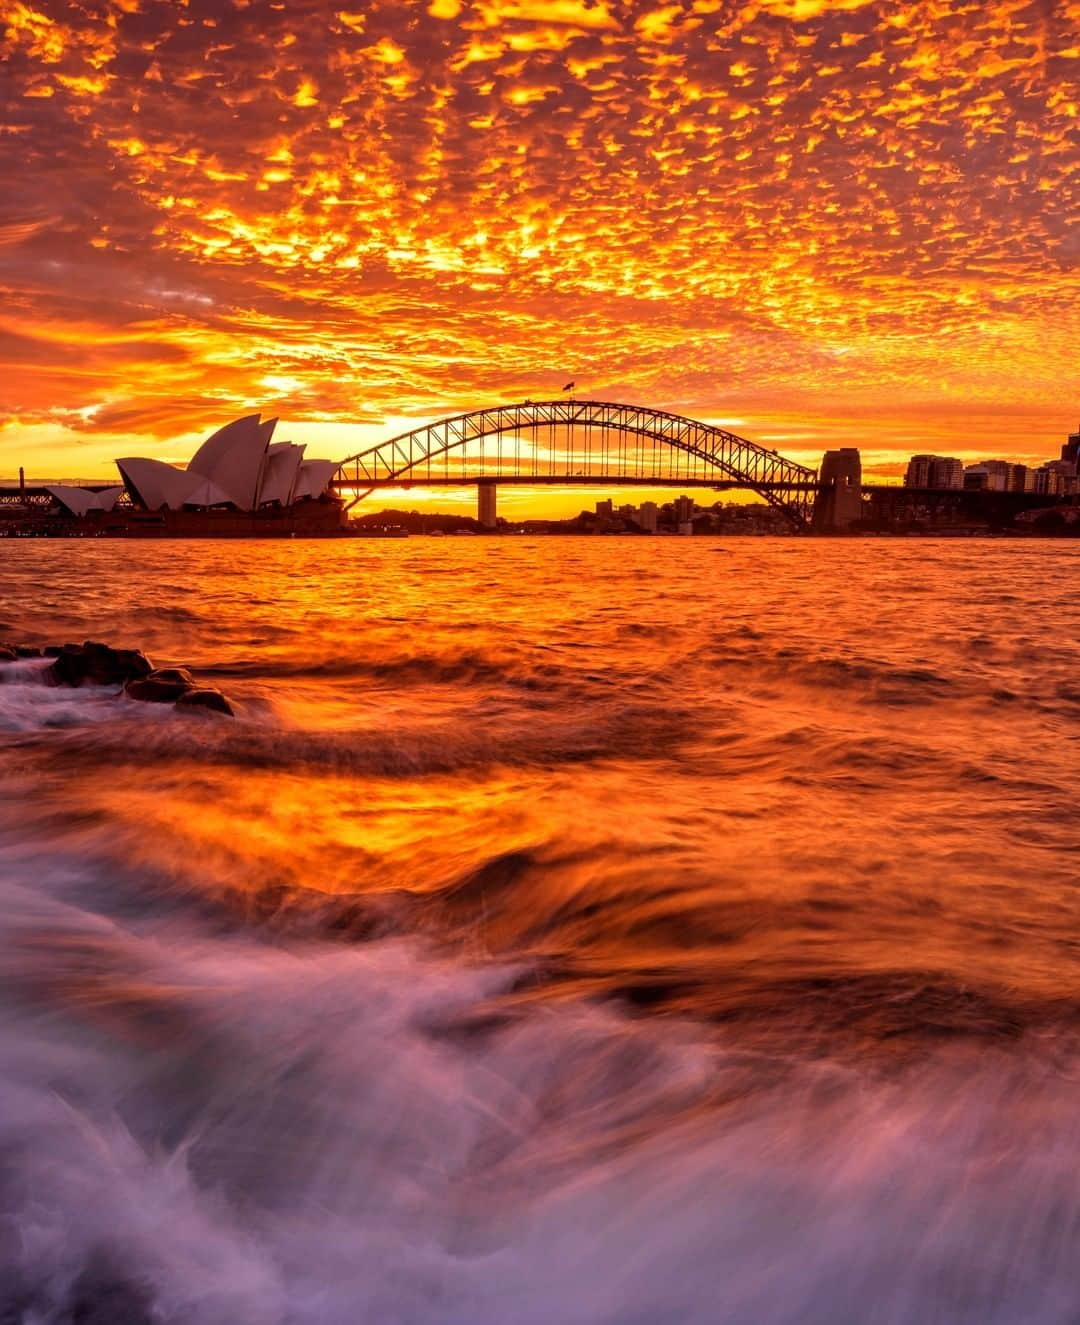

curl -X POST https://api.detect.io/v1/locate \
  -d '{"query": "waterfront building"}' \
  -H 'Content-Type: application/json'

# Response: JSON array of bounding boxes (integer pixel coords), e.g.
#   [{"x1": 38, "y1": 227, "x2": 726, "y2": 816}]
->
[
  {"x1": 674, "y1": 495, "x2": 695, "y2": 524},
  {"x1": 982, "y1": 460, "x2": 1013, "y2": 489},
  {"x1": 904, "y1": 455, "x2": 933, "y2": 487},
  {"x1": 1035, "y1": 461, "x2": 1079, "y2": 497},
  {"x1": 117, "y1": 414, "x2": 338, "y2": 514},
  {"x1": 964, "y1": 460, "x2": 1012, "y2": 492},
  {"x1": 45, "y1": 485, "x2": 124, "y2": 518},
  {"x1": 1034, "y1": 465, "x2": 1062, "y2": 497},
  {"x1": 638, "y1": 501, "x2": 658, "y2": 533},
  {"x1": 931, "y1": 457, "x2": 964, "y2": 489},
  {"x1": 905, "y1": 455, "x2": 964, "y2": 489},
  {"x1": 595, "y1": 499, "x2": 613, "y2": 518}
]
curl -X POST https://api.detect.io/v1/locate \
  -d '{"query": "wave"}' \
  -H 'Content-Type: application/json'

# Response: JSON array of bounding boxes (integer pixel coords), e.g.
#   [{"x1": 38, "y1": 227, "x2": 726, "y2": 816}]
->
[
  {"x1": 8, "y1": 699, "x2": 692, "y2": 779},
  {"x1": 201, "y1": 649, "x2": 520, "y2": 686},
  {"x1": 199, "y1": 646, "x2": 636, "y2": 697},
  {"x1": 0, "y1": 655, "x2": 694, "y2": 776},
  {"x1": 0, "y1": 660, "x2": 132, "y2": 733},
  {"x1": 1, "y1": 890, "x2": 1079, "y2": 1324},
  {"x1": 694, "y1": 631, "x2": 1080, "y2": 717}
]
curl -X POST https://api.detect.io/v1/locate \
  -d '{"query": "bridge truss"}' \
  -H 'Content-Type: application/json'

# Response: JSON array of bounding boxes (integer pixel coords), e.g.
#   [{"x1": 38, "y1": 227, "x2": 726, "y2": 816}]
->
[{"x1": 335, "y1": 400, "x2": 819, "y2": 527}]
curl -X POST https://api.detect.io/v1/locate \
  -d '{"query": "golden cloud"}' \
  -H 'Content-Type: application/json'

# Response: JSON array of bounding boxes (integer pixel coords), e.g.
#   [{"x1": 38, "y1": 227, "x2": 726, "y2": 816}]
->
[{"x1": 0, "y1": 0, "x2": 1075, "y2": 481}]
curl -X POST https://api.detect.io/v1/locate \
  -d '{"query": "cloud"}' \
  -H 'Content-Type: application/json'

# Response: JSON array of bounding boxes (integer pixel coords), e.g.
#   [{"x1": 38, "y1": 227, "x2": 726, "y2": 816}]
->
[{"x1": 0, "y1": 0, "x2": 1074, "y2": 476}]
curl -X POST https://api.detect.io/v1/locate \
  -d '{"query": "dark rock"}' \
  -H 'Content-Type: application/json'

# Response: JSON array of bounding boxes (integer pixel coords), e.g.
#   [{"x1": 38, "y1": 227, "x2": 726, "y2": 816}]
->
[
  {"x1": 125, "y1": 675, "x2": 191, "y2": 703},
  {"x1": 81, "y1": 640, "x2": 153, "y2": 685},
  {"x1": 0, "y1": 647, "x2": 15, "y2": 663},
  {"x1": 47, "y1": 644, "x2": 88, "y2": 687},
  {"x1": 30, "y1": 639, "x2": 234, "y2": 714},
  {"x1": 111, "y1": 648, "x2": 154, "y2": 680},
  {"x1": 47, "y1": 642, "x2": 154, "y2": 688},
  {"x1": 175, "y1": 687, "x2": 233, "y2": 716},
  {"x1": 147, "y1": 666, "x2": 194, "y2": 686}
]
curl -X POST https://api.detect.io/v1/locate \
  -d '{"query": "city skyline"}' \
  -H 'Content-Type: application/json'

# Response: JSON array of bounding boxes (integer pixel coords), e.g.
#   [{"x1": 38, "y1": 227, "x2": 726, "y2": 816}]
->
[{"x1": 2, "y1": 0, "x2": 1077, "y2": 513}]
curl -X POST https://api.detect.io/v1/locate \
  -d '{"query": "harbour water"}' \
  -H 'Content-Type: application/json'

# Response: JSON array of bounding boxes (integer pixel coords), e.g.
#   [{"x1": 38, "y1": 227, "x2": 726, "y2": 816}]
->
[{"x1": 1, "y1": 537, "x2": 1079, "y2": 1323}]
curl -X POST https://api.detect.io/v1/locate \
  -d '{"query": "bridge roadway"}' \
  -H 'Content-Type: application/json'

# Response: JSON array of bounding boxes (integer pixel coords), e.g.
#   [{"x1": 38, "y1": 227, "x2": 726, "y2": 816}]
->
[
  {"x1": 328, "y1": 476, "x2": 820, "y2": 490},
  {"x1": 5, "y1": 477, "x2": 821, "y2": 498}
]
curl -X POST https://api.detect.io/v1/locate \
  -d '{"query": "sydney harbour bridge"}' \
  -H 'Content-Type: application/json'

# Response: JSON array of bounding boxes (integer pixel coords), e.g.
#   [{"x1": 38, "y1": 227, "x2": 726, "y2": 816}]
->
[{"x1": 332, "y1": 398, "x2": 850, "y2": 531}]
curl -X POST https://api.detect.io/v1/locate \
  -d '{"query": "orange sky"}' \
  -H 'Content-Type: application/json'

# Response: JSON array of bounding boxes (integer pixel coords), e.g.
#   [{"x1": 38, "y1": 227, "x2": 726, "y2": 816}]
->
[{"x1": 1, "y1": 0, "x2": 1077, "y2": 513}]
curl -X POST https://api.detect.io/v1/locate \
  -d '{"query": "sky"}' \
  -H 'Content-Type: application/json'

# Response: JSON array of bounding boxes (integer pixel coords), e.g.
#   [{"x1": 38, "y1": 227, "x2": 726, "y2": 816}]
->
[{"x1": 1, "y1": 0, "x2": 1077, "y2": 515}]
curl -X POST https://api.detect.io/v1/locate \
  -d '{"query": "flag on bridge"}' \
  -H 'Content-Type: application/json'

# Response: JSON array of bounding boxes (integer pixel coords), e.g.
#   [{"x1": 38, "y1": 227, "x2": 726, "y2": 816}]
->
[{"x1": 562, "y1": 381, "x2": 575, "y2": 392}]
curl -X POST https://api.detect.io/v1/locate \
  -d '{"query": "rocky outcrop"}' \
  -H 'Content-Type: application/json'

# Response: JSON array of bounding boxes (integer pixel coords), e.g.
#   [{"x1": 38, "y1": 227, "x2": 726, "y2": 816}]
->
[
  {"x1": 124, "y1": 668, "x2": 194, "y2": 703},
  {"x1": 45, "y1": 641, "x2": 154, "y2": 688},
  {"x1": 175, "y1": 688, "x2": 233, "y2": 715},
  {"x1": 0, "y1": 640, "x2": 234, "y2": 717}
]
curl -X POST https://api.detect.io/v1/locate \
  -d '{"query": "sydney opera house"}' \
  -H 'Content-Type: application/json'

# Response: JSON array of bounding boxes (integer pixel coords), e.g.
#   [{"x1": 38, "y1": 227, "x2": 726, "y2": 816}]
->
[{"x1": 44, "y1": 414, "x2": 344, "y2": 536}]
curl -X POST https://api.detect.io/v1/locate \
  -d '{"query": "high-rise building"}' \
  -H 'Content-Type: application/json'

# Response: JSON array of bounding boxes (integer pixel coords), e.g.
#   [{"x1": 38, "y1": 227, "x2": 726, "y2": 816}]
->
[
  {"x1": 965, "y1": 460, "x2": 1011, "y2": 492},
  {"x1": 674, "y1": 495, "x2": 695, "y2": 524},
  {"x1": 1009, "y1": 465, "x2": 1035, "y2": 492},
  {"x1": 638, "y1": 501, "x2": 658, "y2": 533},
  {"x1": 931, "y1": 457, "x2": 964, "y2": 489},
  {"x1": 595, "y1": 499, "x2": 613, "y2": 518},
  {"x1": 904, "y1": 455, "x2": 963, "y2": 489},
  {"x1": 1035, "y1": 464, "x2": 1066, "y2": 496},
  {"x1": 904, "y1": 455, "x2": 934, "y2": 488},
  {"x1": 1035, "y1": 461, "x2": 1079, "y2": 497},
  {"x1": 1061, "y1": 429, "x2": 1080, "y2": 472}
]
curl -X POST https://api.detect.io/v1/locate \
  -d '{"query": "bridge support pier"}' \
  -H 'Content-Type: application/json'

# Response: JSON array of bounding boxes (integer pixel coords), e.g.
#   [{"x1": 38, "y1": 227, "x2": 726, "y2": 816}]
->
[
  {"x1": 812, "y1": 449, "x2": 864, "y2": 531},
  {"x1": 478, "y1": 481, "x2": 497, "y2": 528}
]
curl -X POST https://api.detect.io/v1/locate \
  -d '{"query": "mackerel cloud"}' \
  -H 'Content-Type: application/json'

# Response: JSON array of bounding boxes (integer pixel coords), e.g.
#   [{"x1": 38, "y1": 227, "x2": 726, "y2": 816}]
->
[{"x1": 1, "y1": 0, "x2": 1077, "y2": 463}]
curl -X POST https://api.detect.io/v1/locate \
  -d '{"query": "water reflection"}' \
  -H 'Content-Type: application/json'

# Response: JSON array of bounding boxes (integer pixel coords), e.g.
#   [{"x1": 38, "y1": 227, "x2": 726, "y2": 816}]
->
[{"x1": 1, "y1": 538, "x2": 1078, "y2": 1321}]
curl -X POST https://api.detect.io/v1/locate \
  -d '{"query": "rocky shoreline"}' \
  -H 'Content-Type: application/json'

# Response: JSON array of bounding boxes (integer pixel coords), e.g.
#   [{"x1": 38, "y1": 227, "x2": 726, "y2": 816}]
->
[{"x1": 0, "y1": 640, "x2": 233, "y2": 715}]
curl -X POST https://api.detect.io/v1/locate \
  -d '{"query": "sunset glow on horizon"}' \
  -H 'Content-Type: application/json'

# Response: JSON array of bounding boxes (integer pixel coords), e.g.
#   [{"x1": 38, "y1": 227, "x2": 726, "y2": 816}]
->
[{"x1": 2, "y1": 0, "x2": 1077, "y2": 503}]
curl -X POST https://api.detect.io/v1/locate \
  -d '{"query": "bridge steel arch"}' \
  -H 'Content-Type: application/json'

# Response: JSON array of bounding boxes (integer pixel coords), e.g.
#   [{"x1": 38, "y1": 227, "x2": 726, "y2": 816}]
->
[{"x1": 335, "y1": 400, "x2": 819, "y2": 528}]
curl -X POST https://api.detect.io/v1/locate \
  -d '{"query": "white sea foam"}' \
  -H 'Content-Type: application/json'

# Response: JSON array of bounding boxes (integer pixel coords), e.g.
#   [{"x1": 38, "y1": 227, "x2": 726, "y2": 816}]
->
[
  {"x1": 0, "y1": 660, "x2": 125, "y2": 732},
  {"x1": 0, "y1": 845, "x2": 1078, "y2": 1325}
]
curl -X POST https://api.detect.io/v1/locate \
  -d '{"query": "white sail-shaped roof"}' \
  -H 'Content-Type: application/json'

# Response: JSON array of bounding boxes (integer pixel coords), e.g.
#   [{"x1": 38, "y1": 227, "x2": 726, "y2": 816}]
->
[
  {"x1": 258, "y1": 442, "x2": 305, "y2": 506},
  {"x1": 292, "y1": 459, "x2": 338, "y2": 500},
  {"x1": 187, "y1": 414, "x2": 277, "y2": 511},
  {"x1": 116, "y1": 458, "x2": 203, "y2": 511},
  {"x1": 184, "y1": 475, "x2": 234, "y2": 507},
  {"x1": 46, "y1": 485, "x2": 123, "y2": 518},
  {"x1": 115, "y1": 416, "x2": 342, "y2": 514}
]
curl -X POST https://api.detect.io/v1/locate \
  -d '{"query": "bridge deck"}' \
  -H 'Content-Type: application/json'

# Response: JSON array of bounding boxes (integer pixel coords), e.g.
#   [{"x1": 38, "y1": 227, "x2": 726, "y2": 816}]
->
[{"x1": 329, "y1": 476, "x2": 820, "y2": 491}]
